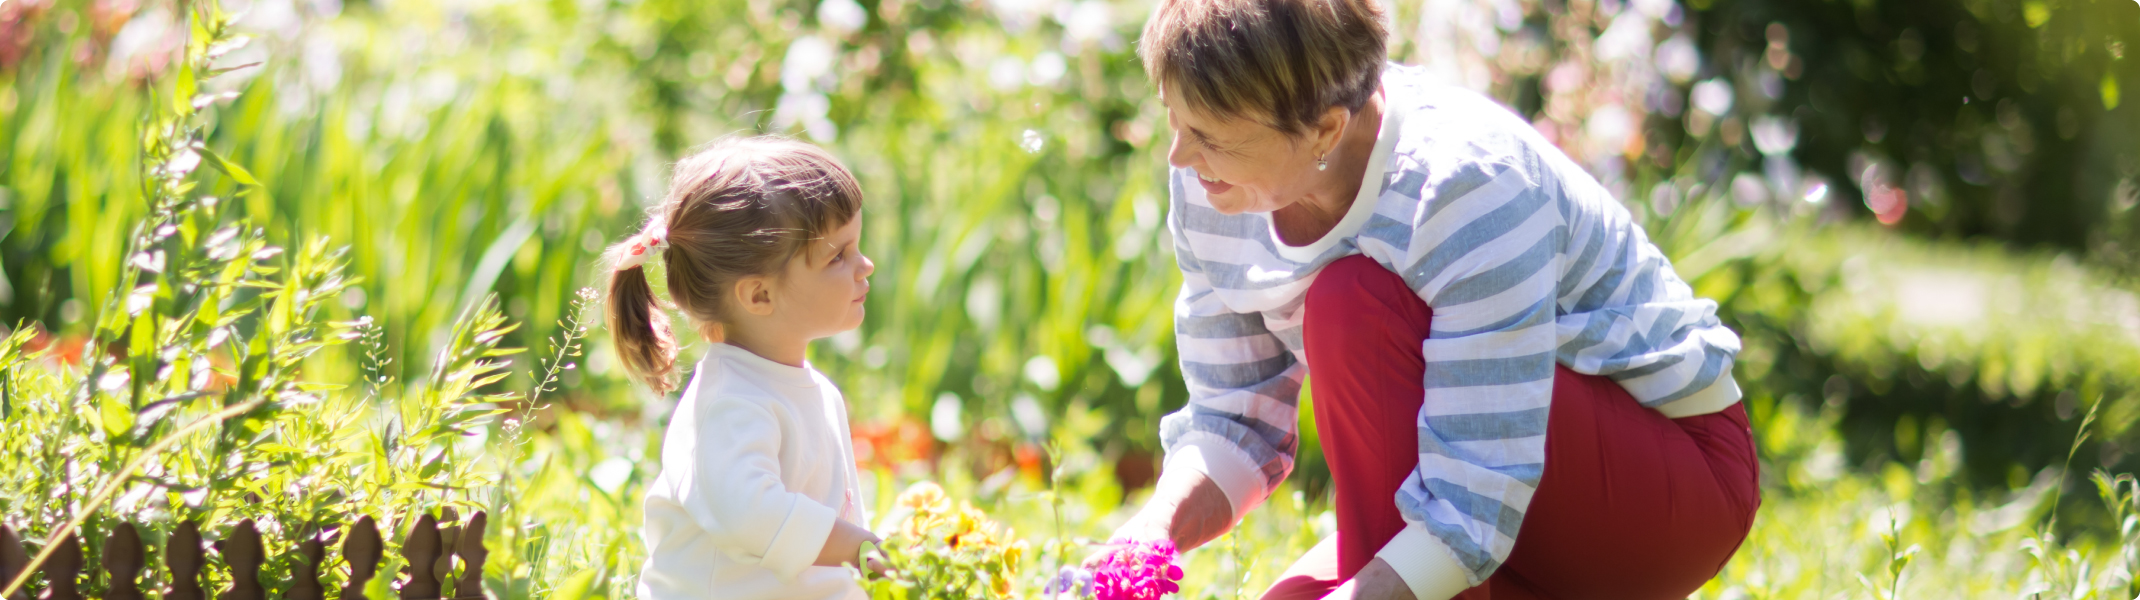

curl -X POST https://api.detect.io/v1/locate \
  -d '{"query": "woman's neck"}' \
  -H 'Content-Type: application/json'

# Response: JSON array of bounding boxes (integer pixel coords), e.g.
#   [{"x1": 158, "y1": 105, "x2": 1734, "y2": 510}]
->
[{"x1": 1273, "y1": 91, "x2": 1387, "y2": 246}]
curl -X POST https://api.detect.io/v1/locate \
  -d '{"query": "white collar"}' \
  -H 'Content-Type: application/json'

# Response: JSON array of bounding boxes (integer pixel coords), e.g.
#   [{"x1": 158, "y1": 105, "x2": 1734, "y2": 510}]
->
[
  {"x1": 704, "y1": 342, "x2": 819, "y2": 389},
  {"x1": 1266, "y1": 94, "x2": 1406, "y2": 263}
]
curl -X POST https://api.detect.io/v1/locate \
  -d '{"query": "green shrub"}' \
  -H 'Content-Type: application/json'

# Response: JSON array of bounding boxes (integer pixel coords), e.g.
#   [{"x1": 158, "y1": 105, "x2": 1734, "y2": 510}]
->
[{"x1": 0, "y1": 5, "x2": 617, "y2": 597}]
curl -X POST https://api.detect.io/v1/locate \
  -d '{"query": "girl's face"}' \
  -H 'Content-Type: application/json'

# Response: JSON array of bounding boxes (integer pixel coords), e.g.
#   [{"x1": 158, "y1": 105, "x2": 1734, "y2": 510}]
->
[{"x1": 773, "y1": 215, "x2": 873, "y2": 339}]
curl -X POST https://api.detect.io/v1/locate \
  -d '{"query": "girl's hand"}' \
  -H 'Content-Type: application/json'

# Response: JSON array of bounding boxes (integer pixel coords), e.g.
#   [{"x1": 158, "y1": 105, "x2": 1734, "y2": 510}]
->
[
  {"x1": 861, "y1": 552, "x2": 889, "y2": 577},
  {"x1": 815, "y1": 519, "x2": 882, "y2": 569}
]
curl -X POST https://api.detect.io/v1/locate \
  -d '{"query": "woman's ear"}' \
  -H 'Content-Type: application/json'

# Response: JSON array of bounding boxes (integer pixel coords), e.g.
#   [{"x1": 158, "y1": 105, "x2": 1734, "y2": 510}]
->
[
  {"x1": 1314, "y1": 105, "x2": 1352, "y2": 156},
  {"x1": 732, "y1": 275, "x2": 778, "y2": 316}
]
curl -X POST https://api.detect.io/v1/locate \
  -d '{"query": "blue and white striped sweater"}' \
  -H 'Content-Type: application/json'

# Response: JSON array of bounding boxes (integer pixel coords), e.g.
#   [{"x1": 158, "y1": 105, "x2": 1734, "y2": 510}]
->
[{"x1": 1157, "y1": 64, "x2": 1743, "y2": 586}]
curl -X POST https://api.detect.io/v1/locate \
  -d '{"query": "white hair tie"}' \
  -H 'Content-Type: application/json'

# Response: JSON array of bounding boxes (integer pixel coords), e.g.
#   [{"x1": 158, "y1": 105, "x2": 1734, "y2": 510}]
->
[{"x1": 616, "y1": 227, "x2": 668, "y2": 271}]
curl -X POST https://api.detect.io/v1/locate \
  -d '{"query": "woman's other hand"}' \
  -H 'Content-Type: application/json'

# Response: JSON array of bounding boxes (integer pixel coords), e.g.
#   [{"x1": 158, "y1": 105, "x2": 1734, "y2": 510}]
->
[{"x1": 1318, "y1": 559, "x2": 1421, "y2": 600}]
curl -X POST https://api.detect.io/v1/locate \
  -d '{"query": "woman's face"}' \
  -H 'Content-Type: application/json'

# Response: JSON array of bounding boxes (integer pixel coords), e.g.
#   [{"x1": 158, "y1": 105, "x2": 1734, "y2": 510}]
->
[{"x1": 1161, "y1": 89, "x2": 1322, "y2": 215}]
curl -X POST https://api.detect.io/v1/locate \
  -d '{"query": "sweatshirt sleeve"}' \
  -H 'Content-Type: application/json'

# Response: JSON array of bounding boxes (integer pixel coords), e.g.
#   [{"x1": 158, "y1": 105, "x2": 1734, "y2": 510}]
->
[
  {"x1": 1154, "y1": 169, "x2": 1303, "y2": 521},
  {"x1": 679, "y1": 398, "x2": 839, "y2": 582},
  {"x1": 1384, "y1": 159, "x2": 1562, "y2": 590}
]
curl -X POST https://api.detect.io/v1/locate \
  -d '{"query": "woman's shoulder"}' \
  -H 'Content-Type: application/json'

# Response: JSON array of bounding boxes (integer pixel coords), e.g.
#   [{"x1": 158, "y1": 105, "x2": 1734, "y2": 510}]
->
[
  {"x1": 1380, "y1": 65, "x2": 1589, "y2": 200},
  {"x1": 1383, "y1": 67, "x2": 1537, "y2": 158}
]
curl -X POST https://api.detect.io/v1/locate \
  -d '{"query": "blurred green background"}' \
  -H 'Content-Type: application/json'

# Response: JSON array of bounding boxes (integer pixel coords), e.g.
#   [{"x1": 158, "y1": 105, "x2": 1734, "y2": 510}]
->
[{"x1": 5, "y1": 0, "x2": 2140, "y2": 596}]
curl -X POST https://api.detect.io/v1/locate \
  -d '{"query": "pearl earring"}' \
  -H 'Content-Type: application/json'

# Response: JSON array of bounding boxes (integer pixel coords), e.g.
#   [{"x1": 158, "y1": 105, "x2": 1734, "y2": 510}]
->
[{"x1": 1316, "y1": 153, "x2": 1329, "y2": 171}]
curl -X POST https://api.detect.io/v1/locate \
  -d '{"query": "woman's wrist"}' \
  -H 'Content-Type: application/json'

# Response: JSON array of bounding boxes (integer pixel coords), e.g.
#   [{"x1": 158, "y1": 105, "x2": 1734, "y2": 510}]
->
[
  {"x1": 1319, "y1": 559, "x2": 1419, "y2": 600},
  {"x1": 1118, "y1": 466, "x2": 1235, "y2": 552},
  {"x1": 1353, "y1": 559, "x2": 1421, "y2": 600}
]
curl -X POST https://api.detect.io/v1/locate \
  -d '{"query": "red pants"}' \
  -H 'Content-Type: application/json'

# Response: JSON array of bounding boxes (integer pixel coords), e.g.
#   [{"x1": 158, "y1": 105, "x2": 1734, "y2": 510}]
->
[{"x1": 1262, "y1": 256, "x2": 1760, "y2": 600}]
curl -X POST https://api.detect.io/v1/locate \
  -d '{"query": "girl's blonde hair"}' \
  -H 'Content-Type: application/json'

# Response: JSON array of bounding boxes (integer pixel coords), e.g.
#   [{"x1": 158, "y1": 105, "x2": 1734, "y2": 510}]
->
[{"x1": 605, "y1": 136, "x2": 863, "y2": 394}]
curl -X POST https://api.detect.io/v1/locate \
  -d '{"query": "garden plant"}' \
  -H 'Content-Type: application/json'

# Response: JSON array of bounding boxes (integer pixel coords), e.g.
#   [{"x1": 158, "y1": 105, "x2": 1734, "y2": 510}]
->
[{"x1": 2, "y1": 0, "x2": 2140, "y2": 597}]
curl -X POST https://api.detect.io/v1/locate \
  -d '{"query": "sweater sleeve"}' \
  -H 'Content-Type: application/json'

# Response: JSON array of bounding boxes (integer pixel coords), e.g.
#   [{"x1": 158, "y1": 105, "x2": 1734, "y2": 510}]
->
[
  {"x1": 1154, "y1": 170, "x2": 1303, "y2": 521},
  {"x1": 680, "y1": 398, "x2": 839, "y2": 582},
  {"x1": 1381, "y1": 159, "x2": 1563, "y2": 591}
]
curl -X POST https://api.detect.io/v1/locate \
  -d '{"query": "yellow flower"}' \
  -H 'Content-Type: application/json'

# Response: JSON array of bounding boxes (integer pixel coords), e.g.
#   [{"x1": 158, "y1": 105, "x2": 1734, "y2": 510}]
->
[
  {"x1": 1004, "y1": 540, "x2": 1028, "y2": 571},
  {"x1": 955, "y1": 504, "x2": 986, "y2": 535},
  {"x1": 947, "y1": 527, "x2": 983, "y2": 550},
  {"x1": 990, "y1": 571, "x2": 1013, "y2": 596},
  {"x1": 896, "y1": 481, "x2": 952, "y2": 515}
]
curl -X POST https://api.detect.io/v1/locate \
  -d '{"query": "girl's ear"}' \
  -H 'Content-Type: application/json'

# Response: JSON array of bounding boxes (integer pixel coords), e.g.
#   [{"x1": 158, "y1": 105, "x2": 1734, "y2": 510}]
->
[{"x1": 733, "y1": 274, "x2": 778, "y2": 316}]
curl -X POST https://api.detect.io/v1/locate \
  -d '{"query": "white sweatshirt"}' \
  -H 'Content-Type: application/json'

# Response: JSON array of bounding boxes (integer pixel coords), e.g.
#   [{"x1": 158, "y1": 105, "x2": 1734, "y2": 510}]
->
[{"x1": 637, "y1": 343, "x2": 868, "y2": 600}]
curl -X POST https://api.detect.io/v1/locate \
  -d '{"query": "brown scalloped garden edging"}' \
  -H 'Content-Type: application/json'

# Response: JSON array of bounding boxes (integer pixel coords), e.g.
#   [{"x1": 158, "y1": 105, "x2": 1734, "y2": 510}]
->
[{"x1": 0, "y1": 510, "x2": 490, "y2": 600}]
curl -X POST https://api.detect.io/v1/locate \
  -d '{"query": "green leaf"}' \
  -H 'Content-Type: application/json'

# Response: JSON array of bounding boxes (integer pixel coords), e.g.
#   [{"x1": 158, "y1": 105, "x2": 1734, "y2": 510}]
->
[
  {"x1": 2105, "y1": 73, "x2": 2122, "y2": 111},
  {"x1": 253, "y1": 443, "x2": 305, "y2": 454},
  {"x1": 197, "y1": 147, "x2": 263, "y2": 187},
  {"x1": 2023, "y1": 1, "x2": 2051, "y2": 28},
  {"x1": 363, "y1": 565, "x2": 397, "y2": 600},
  {"x1": 128, "y1": 296, "x2": 156, "y2": 341},
  {"x1": 100, "y1": 395, "x2": 133, "y2": 439},
  {"x1": 174, "y1": 59, "x2": 197, "y2": 117},
  {"x1": 549, "y1": 569, "x2": 600, "y2": 599}
]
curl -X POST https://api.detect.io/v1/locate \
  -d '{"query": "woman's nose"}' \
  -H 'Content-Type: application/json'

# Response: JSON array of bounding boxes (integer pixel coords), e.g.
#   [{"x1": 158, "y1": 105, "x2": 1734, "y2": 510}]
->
[{"x1": 1166, "y1": 132, "x2": 1196, "y2": 170}]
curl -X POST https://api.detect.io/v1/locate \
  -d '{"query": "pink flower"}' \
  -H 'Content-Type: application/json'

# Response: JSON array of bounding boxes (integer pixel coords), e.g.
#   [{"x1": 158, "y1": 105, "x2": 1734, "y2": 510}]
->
[{"x1": 1087, "y1": 539, "x2": 1183, "y2": 600}]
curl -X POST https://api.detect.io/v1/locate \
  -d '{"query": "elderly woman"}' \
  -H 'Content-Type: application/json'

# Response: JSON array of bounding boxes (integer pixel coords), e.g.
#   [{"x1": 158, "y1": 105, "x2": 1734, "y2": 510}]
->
[{"x1": 1103, "y1": 0, "x2": 1761, "y2": 598}]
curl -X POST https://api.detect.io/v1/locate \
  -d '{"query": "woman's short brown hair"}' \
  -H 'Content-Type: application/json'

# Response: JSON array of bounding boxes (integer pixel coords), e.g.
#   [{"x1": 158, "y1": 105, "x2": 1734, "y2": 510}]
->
[{"x1": 1139, "y1": 0, "x2": 1388, "y2": 135}]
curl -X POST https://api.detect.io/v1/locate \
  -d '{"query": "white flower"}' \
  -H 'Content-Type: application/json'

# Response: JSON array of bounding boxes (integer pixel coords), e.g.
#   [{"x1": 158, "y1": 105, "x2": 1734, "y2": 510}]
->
[
  {"x1": 1692, "y1": 78, "x2": 1735, "y2": 116},
  {"x1": 781, "y1": 35, "x2": 838, "y2": 93},
  {"x1": 1583, "y1": 104, "x2": 1634, "y2": 160},
  {"x1": 1594, "y1": 12, "x2": 1654, "y2": 63},
  {"x1": 1751, "y1": 116, "x2": 1799, "y2": 155},
  {"x1": 990, "y1": 56, "x2": 1027, "y2": 91},
  {"x1": 1030, "y1": 52, "x2": 1068, "y2": 87},
  {"x1": 1655, "y1": 36, "x2": 1701, "y2": 85},
  {"x1": 818, "y1": 0, "x2": 868, "y2": 35},
  {"x1": 1060, "y1": 0, "x2": 1112, "y2": 48},
  {"x1": 772, "y1": 91, "x2": 839, "y2": 141},
  {"x1": 930, "y1": 393, "x2": 965, "y2": 442}
]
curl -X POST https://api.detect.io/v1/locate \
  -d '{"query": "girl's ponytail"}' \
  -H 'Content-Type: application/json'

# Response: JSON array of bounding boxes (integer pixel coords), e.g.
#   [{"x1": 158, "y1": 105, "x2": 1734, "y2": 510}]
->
[{"x1": 606, "y1": 229, "x2": 680, "y2": 394}]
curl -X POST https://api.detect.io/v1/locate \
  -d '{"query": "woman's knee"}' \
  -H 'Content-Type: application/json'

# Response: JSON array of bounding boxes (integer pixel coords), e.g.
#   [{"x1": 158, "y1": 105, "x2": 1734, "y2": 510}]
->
[{"x1": 1304, "y1": 255, "x2": 1431, "y2": 336}]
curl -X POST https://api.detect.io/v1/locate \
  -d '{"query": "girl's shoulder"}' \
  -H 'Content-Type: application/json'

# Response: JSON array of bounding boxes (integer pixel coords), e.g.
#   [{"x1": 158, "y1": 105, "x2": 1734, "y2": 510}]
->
[
  {"x1": 679, "y1": 352, "x2": 789, "y2": 410},
  {"x1": 687, "y1": 344, "x2": 833, "y2": 410}
]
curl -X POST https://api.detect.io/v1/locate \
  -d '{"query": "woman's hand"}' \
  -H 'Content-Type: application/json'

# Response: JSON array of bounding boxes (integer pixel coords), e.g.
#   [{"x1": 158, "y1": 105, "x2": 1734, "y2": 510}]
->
[
  {"x1": 1108, "y1": 467, "x2": 1236, "y2": 553},
  {"x1": 1317, "y1": 559, "x2": 1420, "y2": 600}
]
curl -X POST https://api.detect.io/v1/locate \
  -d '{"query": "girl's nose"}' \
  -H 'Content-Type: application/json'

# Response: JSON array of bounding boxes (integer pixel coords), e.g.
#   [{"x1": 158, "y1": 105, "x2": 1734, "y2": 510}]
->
[{"x1": 857, "y1": 253, "x2": 876, "y2": 279}]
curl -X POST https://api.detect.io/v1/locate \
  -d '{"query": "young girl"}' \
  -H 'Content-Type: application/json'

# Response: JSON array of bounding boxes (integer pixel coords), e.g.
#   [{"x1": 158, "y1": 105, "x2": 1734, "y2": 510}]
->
[{"x1": 607, "y1": 137, "x2": 879, "y2": 600}]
